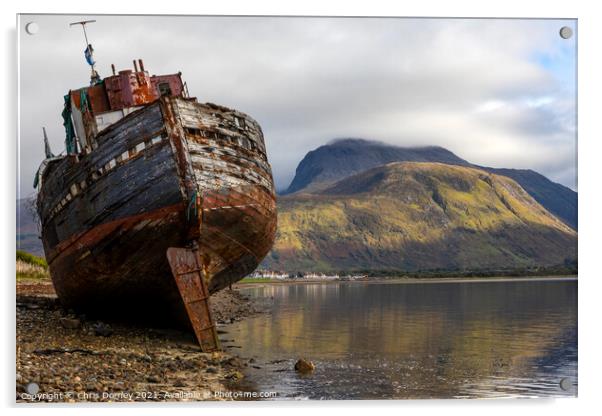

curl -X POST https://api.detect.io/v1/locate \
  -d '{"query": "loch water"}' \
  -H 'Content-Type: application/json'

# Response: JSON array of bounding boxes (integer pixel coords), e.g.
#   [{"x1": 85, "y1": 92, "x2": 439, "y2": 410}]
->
[{"x1": 225, "y1": 278, "x2": 577, "y2": 400}]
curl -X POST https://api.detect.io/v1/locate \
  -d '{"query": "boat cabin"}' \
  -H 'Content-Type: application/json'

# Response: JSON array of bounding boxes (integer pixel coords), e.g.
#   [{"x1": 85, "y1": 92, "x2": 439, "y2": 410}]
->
[{"x1": 67, "y1": 59, "x2": 186, "y2": 153}]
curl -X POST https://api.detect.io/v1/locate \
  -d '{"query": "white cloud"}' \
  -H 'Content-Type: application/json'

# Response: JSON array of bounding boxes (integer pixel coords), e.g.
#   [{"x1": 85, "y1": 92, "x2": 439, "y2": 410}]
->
[{"x1": 18, "y1": 15, "x2": 577, "y2": 197}]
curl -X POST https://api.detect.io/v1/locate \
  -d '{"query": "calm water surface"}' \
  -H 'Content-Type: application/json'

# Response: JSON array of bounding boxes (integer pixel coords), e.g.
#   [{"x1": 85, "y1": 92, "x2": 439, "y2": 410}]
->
[{"x1": 224, "y1": 279, "x2": 577, "y2": 400}]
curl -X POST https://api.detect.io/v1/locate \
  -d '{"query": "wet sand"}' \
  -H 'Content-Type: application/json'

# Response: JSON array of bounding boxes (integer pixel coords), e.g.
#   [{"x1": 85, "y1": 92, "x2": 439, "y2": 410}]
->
[{"x1": 16, "y1": 279, "x2": 267, "y2": 403}]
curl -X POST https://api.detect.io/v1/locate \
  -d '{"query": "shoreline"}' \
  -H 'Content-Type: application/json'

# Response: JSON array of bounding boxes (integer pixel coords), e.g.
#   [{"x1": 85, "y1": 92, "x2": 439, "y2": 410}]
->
[
  {"x1": 235, "y1": 274, "x2": 577, "y2": 288},
  {"x1": 16, "y1": 279, "x2": 264, "y2": 403},
  {"x1": 16, "y1": 273, "x2": 576, "y2": 402}
]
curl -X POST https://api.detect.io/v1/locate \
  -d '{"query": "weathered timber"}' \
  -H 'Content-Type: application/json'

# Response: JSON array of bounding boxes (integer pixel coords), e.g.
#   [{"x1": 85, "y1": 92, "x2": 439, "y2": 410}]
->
[{"x1": 36, "y1": 91, "x2": 276, "y2": 325}]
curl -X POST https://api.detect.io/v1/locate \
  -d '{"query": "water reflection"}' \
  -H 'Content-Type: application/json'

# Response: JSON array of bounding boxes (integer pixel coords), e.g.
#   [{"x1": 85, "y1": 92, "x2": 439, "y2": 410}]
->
[{"x1": 226, "y1": 279, "x2": 577, "y2": 399}]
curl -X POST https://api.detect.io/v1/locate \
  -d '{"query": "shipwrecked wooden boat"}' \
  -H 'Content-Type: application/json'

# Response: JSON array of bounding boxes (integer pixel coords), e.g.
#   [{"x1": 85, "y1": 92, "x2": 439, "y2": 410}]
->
[{"x1": 35, "y1": 57, "x2": 277, "y2": 349}]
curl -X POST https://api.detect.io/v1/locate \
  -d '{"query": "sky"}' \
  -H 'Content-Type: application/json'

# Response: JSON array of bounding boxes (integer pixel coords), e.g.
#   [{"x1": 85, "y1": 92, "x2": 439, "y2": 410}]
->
[{"x1": 18, "y1": 15, "x2": 577, "y2": 198}]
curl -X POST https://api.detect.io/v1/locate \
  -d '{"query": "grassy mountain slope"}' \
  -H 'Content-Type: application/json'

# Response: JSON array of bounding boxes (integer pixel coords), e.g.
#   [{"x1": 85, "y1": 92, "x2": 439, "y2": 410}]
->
[
  {"x1": 479, "y1": 167, "x2": 577, "y2": 229},
  {"x1": 284, "y1": 139, "x2": 577, "y2": 229},
  {"x1": 265, "y1": 162, "x2": 577, "y2": 272}
]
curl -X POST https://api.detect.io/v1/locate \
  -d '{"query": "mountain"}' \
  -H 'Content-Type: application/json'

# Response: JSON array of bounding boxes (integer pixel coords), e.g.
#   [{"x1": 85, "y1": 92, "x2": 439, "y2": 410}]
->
[
  {"x1": 284, "y1": 139, "x2": 470, "y2": 194},
  {"x1": 265, "y1": 162, "x2": 577, "y2": 272},
  {"x1": 16, "y1": 198, "x2": 44, "y2": 256},
  {"x1": 283, "y1": 139, "x2": 577, "y2": 229}
]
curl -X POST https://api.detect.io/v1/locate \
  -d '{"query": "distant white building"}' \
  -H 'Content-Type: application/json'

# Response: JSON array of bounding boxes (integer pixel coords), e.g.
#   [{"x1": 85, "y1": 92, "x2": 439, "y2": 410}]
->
[
  {"x1": 248, "y1": 270, "x2": 290, "y2": 280},
  {"x1": 339, "y1": 274, "x2": 367, "y2": 280},
  {"x1": 304, "y1": 272, "x2": 339, "y2": 280}
]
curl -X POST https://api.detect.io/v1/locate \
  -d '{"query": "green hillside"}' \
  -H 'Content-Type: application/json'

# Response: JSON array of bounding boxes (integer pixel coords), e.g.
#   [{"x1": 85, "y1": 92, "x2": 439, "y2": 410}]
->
[
  {"x1": 283, "y1": 139, "x2": 577, "y2": 229},
  {"x1": 265, "y1": 162, "x2": 577, "y2": 273}
]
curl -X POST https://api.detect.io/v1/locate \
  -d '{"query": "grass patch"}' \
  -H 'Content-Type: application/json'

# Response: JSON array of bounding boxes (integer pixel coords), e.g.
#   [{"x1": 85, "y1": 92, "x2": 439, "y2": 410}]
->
[
  {"x1": 16, "y1": 250, "x2": 49, "y2": 281},
  {"x1": 16, "y1": 250, "x2": 47, "y2": 269},
  {"x1": 17, "y1": 270, "x2": 49, "y2": 281},
  {"x1": 239, "y1": 278, "x2": 277, "y2": 283}
]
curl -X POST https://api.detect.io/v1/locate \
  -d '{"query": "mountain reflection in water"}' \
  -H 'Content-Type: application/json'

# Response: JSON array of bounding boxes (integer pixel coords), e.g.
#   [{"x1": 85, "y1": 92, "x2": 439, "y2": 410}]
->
[{"x1": 224, "y1": 279, "x2": 577, "y2": 399}]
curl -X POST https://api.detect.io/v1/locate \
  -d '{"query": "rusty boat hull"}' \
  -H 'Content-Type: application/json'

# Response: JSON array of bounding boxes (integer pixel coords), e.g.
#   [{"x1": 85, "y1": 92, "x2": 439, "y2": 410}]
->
[{"x1": 36, "y1": 97, "x2": 276, "y2": 323}]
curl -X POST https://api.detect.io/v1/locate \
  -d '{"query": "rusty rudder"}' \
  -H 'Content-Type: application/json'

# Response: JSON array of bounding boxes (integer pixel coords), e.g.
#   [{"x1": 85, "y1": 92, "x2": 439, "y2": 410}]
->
[{"x1": 167, "y1": 247, "x2": 221, "y2": 352}]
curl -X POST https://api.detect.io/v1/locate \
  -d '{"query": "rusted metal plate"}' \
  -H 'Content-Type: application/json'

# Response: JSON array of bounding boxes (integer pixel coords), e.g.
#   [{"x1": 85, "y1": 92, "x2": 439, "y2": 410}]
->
[
  {"x1": 104, "y1": 70, "x2": 183, "y2": 111},
  {"x1": 103, "y1": 70, "x2": 155, "y2": 109},
  {"x1": 151, "y1": 74, "x2": 184, "y2": 98},
  {"x1": 166, "y1": 247, "x2": 221, "y2": 352},
  {"x1": 70, "y1": 85, "x2": 110, "y2": 114}
]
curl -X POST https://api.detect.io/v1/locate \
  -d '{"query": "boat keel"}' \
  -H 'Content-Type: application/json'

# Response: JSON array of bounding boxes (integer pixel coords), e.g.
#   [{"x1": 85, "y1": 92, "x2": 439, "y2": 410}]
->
[{"x1": 166, "y1": 246, "x2": 221, "y2": 352}]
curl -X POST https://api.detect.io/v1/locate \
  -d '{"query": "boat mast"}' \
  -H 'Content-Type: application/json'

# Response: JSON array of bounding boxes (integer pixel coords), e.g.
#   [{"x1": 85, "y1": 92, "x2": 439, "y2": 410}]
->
[
  {"x1": 42, "y1": 127, "x2": 54, "y2": 159},
  {"x1": 69, "y1": 19, "x2": 101, "y2": 85}
]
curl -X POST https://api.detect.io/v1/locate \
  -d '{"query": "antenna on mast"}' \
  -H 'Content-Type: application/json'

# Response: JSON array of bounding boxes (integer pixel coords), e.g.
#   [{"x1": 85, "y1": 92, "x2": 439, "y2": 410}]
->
[{"x1": 70, "y1": 19, "x2": 101, "y2": 85}]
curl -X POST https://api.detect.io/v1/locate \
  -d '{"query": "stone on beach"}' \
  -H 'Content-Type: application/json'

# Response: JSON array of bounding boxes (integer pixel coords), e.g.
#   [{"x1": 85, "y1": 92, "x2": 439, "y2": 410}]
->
[
  {"x1": 59, "y1": 317, "x2": 81, "y2": 329},
  {"x1": 17, "y1": 279, "x2": 266, "y2": 402},
  {"x1": 294, "y1": 358, "x2": 315, "y2": 373},
  {"x1": 93, "y1": 322, "x2": 114, "y2": 337}
]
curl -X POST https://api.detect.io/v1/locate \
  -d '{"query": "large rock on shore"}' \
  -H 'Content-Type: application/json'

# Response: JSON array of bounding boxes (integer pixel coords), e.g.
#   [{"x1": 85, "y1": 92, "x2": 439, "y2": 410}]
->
[{"x1": 294, "y1": 358, "x2": 315, "y2": 373}]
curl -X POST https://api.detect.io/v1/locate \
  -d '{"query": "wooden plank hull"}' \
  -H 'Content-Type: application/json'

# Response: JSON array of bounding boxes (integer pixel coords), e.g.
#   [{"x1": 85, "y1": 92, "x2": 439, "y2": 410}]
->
[{"x1": 37, "y1": 97, "x2": 276, "y2": 322}]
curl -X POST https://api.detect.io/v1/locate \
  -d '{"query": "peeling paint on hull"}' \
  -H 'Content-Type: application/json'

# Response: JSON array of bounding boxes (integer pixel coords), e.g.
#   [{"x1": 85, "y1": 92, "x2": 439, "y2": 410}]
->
[{"x1": 37, "y1": 97, "x2": 276, "y2": 321}]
